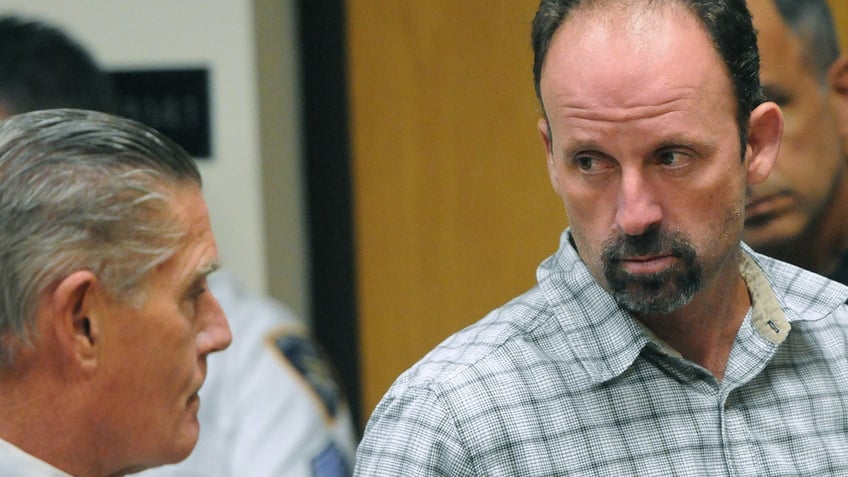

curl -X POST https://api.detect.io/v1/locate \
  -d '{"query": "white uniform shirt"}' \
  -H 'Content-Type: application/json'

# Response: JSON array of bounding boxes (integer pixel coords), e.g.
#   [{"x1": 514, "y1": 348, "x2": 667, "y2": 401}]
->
[
  {"x1": 0, "y1": 438, "x2": 72, "y2": 477},
  {"x1": 138, "y1": 271, "x2": 358, "y2": 477}
]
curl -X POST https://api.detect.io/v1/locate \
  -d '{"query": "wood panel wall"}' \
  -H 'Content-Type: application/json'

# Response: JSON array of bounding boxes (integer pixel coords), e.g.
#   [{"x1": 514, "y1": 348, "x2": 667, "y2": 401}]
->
[
  {"x1": 830, "y1": 0, "x2": 848, "y2": 52},
  {"x1": 346, "y1": 1, "x2": 564, "y2": 419},
  {"x1": 347, "y1": 0, "x2": 848, "y2": 422}
]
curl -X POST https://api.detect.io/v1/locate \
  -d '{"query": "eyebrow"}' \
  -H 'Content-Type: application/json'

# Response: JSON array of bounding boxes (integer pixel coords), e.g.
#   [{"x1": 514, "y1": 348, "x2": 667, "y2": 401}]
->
[
  {"x1": 199, "y1": 260, "x2": 222, "y2": 276},
  {"x1": 560, "y1": 139, "x2": 604, "y2": 159},
  {"x1": 560, "y1": 136, "x2": 709, "y2": 162},
  {"x1": 761, "y1": 84, "x2": 789, "y2": 103},
  {"x1": 187, "y1": 259, "x2": 221, "y2": 288}
]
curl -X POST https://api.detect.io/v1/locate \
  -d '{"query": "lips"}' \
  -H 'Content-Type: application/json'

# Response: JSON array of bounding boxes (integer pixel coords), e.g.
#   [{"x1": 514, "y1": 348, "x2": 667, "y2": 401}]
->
[
  {"x1": 745, "y1": 192, "x2": 792, "y2": 226},
  {"x1": 187, "y1": 373, "x2": 205, "y2": 407},
  {"x1": 618, "y1": 254, "x2": 676, "y2": 274},
  {"x1": 187, "y1": 392, "x2": 201, "y2": 411}
]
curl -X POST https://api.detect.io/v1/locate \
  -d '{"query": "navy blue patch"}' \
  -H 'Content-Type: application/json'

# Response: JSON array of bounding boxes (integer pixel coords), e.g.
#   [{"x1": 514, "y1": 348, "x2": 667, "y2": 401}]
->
[
  {"x1": 272, "y1": 330, "x2": 341, "y2": 418},
  {"x1": 311, "y1": 442, "x2": 351, "y2": 477}
]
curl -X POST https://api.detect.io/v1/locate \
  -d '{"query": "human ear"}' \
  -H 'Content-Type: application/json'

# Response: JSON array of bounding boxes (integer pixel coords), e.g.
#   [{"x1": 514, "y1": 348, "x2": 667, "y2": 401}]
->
[
  {"x1": 745, "y1": 101, "x2": 784, "y2": 186},
  {"x1": 49, "y1": 270, "x2": 100, "y2": 372},
  {"x1": 538, "y1": 117, "x2": 561, "y2": 195},
  {"x1": 827, "y1": 55, "x2": 848, "y2": 143}
]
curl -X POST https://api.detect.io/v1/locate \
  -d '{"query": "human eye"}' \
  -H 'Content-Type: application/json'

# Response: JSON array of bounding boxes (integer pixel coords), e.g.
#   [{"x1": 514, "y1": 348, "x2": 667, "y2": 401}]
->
[
  {"x1": 762, "y1": 84, "x2": 791, "y2": 107},
  {"x1": 191, "y1": 284, "x2": 208, "y2": 299},
  {"x1": 180, "y1": 277, "x2": 209, "y2": 318},
  {"x1": 572, "y1": 152, "x2": 613, "y2": 175},
  {"x1": 189, "y1": 279, "x2": 209, "y2": 300},
  {"x1": 656, "y1": 149, "x2": 692, "y2": 169}
]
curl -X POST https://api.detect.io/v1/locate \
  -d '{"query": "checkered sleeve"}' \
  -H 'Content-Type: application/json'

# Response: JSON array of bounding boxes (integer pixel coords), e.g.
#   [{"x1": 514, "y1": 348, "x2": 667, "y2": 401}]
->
[{"x1": 354, "y1": 385, "x2": 475, "y2": 476}]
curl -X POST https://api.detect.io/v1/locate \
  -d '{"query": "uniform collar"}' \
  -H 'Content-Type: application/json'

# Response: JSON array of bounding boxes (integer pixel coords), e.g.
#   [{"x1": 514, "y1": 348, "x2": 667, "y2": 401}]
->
[{"x1": 0, "y1": 437, "x2": 73, "y2": 477}]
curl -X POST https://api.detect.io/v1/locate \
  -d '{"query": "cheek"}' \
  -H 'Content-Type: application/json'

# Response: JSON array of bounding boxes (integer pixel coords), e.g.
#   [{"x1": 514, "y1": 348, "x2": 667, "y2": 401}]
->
[
  {"x1": 683, "y1": 180, "x2": 746, "y2": 248},
  {"x1": 146, "y1": 342, "x2": 194, "y2": 412},
  {"x1": 567, "y1": 224, "x2": 613, "y2": 290},
  {"x1": 153, "y1": 316, "x2": 200, "y2": 394},
  {"x1": 780, "y1": 100, "x2": 842, "y2": 170},
  {"x1": 561, "y1": 185, "x2": 617, "y2": 236}
]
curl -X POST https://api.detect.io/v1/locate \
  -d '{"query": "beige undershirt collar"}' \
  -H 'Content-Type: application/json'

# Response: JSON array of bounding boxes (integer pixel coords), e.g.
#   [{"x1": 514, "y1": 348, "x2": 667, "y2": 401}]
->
[{"x1": 635, "y1": 252, "x2": 789, "y2": 357}]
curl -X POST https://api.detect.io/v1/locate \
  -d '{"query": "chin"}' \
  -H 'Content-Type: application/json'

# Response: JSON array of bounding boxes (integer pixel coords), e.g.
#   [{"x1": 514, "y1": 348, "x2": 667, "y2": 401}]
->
[
  {"x1": 744, "y1": 230, "x2": 797, "y2": 256},
  {"x1": 159, "y1": 413, "x2": 202, "y2": 466},
  {"x1": 178, "y1": 416, "x2": 202, "y2": 456},
  {"x1": 748, "y1": 210, "x2": 809, "y2": 243},
  {"x1": 115, "y1": 429, "x2": 199, "y2": 477}
]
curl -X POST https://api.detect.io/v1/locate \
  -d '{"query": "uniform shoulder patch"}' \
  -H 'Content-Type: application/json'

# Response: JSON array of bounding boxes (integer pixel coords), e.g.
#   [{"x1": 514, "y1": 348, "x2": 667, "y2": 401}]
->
[
  {"x1": 267, "y1": 325, "x2": 343, "y2": 419},
  {"x1": 311, "y1": 442, "x2": 351, "y2": 477}
]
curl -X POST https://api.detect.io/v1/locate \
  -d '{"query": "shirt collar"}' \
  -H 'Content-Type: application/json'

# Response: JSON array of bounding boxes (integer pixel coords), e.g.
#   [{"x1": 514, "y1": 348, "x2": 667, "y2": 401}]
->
[
  {"x1": 538, "y1": 230, "x2": 651, "y2": 383},
  {"x1": 0, "y1": 438, "x2": 73, "y2": 477},
  {"x1": 537, "y1": 230, "x2": 843, "y2": 385},
  {"x1": 741, "y1": 242, "x2": 848, "y2": 323},
  {"x1": 739, "y1": 250, "x2": 789, "y2": 344}
]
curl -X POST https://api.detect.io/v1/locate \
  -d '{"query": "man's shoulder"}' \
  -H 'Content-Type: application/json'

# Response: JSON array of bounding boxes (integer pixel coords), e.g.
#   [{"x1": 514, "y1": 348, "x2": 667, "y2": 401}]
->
[
  {"x1": 384, "y1": 285, "x2": 564, "y2": 399},
  {"x1": 746, "y1": 248, "x2": 848, "y2": 319},
  {"x1": 829, "y1": 252, "x2": 848, "y2": 287}
]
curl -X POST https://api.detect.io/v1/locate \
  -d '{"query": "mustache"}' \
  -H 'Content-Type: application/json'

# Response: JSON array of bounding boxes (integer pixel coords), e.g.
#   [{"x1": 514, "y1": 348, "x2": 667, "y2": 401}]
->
[{"x1": 601, "y1": 227, "x2": 695, "y2": 263}]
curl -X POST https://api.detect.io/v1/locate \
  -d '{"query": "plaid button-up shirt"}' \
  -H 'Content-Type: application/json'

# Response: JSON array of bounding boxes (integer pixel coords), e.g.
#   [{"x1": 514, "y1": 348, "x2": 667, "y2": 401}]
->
[{"x1": 355, "y1": 229, "x2": 848, "y2": 476}]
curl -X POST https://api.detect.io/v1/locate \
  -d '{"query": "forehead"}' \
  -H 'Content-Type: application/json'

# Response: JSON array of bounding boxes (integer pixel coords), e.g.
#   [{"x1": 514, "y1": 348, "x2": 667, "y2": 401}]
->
[
  {"x1": 539, "y1": 2, "x2": 733, "y2": 119},
  {"x1": 748, "y1": 0, "x2": 808, "y2": 78},
  {"x1": 170, "y1": 185, "x2": 213, "y2": 237},
  {"x1": 158, "y1": 185, "x2": 219, "y2": 280}
]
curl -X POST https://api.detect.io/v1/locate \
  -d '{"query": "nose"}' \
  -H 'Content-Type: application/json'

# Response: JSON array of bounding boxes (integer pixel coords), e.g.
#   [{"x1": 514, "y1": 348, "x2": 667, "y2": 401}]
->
[
  {"x1": 197, "y1": 294, "x2": 232, "y2": 355},
  {"x1": 614, "y1": 169, "x2": 663, "y2": 236}
]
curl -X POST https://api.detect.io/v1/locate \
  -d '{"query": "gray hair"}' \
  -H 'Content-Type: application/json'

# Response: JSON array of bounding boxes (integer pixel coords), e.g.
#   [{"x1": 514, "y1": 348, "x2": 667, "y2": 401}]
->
[
  {"x1": 0, "y1": 109, "x2": 201, "y2": 364},
  {"x1": 772, "y1": 0, "x2": 841, "y2": 84}
]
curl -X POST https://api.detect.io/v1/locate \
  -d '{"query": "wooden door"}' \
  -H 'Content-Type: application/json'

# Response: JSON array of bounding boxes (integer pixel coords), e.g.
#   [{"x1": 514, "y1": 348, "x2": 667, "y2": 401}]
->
[
  {"x1": 346, "y1": 1, "x2": 565, "y2": 419},
  {"x1": 830, "y1": 0, "x2": 848, "y2": 52},
  {"x1": 347, "y1": 0, "x2": 848, "y2": 422}
]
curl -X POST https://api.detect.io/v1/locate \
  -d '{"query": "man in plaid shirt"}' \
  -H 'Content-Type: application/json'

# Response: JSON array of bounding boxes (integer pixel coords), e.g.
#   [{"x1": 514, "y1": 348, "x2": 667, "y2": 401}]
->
[{"x1": 355, "y1": 0, "x2": 848, "y2": 475}]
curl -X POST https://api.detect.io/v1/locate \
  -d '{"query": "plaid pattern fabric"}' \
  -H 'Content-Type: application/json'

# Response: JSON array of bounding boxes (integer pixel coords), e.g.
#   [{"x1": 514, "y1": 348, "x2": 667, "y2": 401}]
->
[{"x1": 355, "y1": 229, "x2": 848, "y2": 476}]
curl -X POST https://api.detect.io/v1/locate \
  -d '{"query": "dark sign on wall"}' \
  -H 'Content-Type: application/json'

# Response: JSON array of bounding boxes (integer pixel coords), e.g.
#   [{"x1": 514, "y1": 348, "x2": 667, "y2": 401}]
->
[{"x1": 108, "y1": 68, "x2": 211, "y2": 158}]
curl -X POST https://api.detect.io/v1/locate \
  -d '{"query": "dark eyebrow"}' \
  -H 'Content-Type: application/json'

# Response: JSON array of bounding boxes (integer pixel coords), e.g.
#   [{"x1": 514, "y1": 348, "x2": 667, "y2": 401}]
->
[
  {"x1": 761, "y1": 84, "x2": 790, "y2": 104},
  {"x1": 561, "y1": 139, "x2": 605, "y2": 159}
]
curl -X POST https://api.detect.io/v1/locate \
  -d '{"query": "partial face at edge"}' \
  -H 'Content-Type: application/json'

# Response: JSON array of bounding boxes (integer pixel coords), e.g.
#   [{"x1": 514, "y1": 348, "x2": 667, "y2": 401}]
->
[{"x1": 743, "y1": 0, "x2": 845, "y2": 253}]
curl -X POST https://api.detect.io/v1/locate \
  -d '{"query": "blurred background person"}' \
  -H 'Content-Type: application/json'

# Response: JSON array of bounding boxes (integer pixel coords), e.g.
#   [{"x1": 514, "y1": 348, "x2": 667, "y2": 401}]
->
[
  {"x1": 743, "y1": 0, "x2": 848, "y2": 284},
  {"x1": 0, "y1": 15, "x2": 358, "y2": 476}
]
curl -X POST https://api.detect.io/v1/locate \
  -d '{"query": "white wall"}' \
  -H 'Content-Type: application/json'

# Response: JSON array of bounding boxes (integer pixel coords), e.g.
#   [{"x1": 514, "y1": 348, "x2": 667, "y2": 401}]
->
[{"x1": 0, "y1": 1, "x2": 310, "y2": 319}]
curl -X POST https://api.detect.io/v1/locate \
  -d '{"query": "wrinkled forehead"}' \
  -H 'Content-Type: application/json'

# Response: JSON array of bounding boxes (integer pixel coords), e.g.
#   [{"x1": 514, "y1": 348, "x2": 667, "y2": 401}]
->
[
  {"x1": 540, "y1": 1, "x2": 727, "y2": 110},
  {"x1": 548, "y1": 0, "x2": 702, "y2": 62}
]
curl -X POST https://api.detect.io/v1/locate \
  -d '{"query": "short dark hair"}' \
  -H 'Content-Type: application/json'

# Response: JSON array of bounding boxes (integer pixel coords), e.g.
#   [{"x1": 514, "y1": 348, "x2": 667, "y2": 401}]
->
[
  {"x1": 772, "y1": 0, "x2": 840, "y2": 83},
  {"x1": 531, "y1": 0, "x2": 763, "y2": 154},
  {"x1": 0, "y1": 16, "x2": 118, "y2": 115}
]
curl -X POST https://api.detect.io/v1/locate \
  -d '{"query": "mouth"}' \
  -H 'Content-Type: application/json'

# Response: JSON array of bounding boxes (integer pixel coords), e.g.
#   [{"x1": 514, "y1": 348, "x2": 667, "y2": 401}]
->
[
  {"x1": 187, "y1": 392, "x2": 201, "y2": 411},
  {"x1": 745, "y1": 192, "x2": 791, "y2": 226},
  {"x1": 187, "y1": 373, "x2": 205, "y2": 408},
  {"x1": 617, "y1": 254, "x2": 676, "y2": 274}
]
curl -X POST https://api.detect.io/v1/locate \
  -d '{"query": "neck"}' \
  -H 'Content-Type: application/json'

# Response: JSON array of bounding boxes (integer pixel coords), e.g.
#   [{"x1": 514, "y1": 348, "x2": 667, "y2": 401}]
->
[
  {"x1": 635, "y1": 259, "x2": 750, "y2": 381},
  {"x1": 0, "y1": 358, "x2": 108, "y2": 477}
]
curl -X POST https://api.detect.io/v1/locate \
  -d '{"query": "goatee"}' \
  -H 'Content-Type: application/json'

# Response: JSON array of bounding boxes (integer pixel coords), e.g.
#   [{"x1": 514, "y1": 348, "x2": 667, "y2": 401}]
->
[{"x1": 602, "y1": 227, "x2": 702, "y2": 314}]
